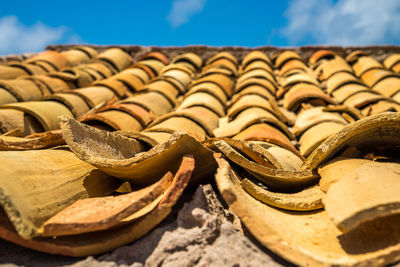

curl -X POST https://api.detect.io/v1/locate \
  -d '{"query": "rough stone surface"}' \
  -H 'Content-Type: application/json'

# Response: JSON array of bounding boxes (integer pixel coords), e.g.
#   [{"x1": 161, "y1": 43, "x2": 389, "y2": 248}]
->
[{"x1": 0, "y1": 184, "x2": 287, "y2": 267}]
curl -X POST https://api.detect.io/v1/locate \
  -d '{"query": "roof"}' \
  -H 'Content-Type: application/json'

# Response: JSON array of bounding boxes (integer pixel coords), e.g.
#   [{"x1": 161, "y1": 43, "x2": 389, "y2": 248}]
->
[{"x1": 0, "y1": 45, "x2": 400, "y2": 266}]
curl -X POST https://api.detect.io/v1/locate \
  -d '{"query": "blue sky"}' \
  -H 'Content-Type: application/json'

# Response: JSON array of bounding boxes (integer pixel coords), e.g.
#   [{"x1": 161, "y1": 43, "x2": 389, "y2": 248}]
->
[{"x1": 1, "y1": 0, "x2": 400, "y2": 55}]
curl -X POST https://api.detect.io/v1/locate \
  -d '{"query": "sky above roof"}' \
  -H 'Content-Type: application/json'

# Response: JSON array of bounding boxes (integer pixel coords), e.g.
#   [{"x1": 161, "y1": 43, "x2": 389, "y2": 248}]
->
[{"x1": 1, "y1": 0, "x2": 400, "y2": 55}]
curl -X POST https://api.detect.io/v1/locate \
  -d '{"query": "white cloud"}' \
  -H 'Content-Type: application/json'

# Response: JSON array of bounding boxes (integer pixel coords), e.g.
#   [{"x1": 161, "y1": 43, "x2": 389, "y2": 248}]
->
[
  {"x1": 167, "y1": 0, "x2": 207, "y2": 28},
  {"x1": 282, "y1": 0, "x2": 400, "y2": 45},
  {"x1": 0, "y1": 16, "x2": 82, "y2": 55}
]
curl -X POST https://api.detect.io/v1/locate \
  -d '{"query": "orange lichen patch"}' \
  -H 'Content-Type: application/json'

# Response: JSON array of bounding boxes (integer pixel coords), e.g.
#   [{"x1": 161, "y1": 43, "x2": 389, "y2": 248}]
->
[
  {"x1": 275, "y1": 51, "x2": 302, "y2": 68},
  {"x1": 309, "y1": 50, "x2": 336, "y2": 64}
]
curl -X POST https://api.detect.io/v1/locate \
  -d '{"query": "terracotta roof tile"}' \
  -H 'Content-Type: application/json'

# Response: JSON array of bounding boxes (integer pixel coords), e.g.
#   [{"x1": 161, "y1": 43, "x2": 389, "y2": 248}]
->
[
  {"x1": 384, "y1": 53, "x2": 400, "y2": 70},
  {"x1": 1, "y1": 45, "x2": 400, "y2": 266},
  {"x1": 352, "y1": 56, "x2": 384, "y2": 77},
  {"x1": 171, "y1": 52, "x2": 202, "y2": 70},
  {"x1": 241, "y1": 50, "x2": 272, "y2": 68},
  {"x1": 309, "y1": 49, "x2": 337, "y2": 65},
  {"x1": 274, "y1": 50, "x2": 302, "y2": 68},
  {"x1": 241, "y1": 60, "x2": 273, "y2": 74}
]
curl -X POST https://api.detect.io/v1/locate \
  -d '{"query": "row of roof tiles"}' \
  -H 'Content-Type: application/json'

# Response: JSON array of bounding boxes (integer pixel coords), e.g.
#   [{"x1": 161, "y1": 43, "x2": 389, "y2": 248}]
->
[{"x1": 0, "y1": 46, "x2": 399, "y2": 266}]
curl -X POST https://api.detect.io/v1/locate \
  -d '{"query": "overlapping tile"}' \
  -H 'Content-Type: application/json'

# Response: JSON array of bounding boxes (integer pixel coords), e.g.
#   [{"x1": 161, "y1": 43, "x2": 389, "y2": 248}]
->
[
  {"x1": 0, "y1": 46, "x2": 399, "y2": 266},
  {"x1": 0, "y1": 50, "x2": 167, "y2": 136},
  {"x1": 213, "y1": 49, "x2": 400, "y2": 266},
  {"x1": 311, "y1": 49, "x2": 400, "y2": 115}
]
